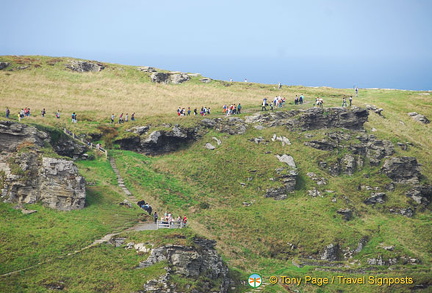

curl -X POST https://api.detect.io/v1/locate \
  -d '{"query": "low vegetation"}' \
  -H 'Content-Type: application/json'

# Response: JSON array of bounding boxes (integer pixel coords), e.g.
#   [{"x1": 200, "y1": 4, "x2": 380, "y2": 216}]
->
[{"x1": 0, "y1": 56, "x2": 431, "y2": 292}]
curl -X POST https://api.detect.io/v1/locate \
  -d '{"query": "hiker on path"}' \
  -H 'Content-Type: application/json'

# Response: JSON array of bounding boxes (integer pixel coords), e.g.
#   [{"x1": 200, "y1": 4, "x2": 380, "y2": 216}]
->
[
  {"x1": 41, "y1": 108, "x2": 46, "y2": 117},
  {"x1": 71, "y1": 112, "x2": 77, "y2": 123},
  {"x1": 110, "y1": 114, "x2": 115, "y2": 124},
  {"x1": 5, "y1": 107, "x2": 10, "y2": 118},
  {"x1": 153, "y1": 212, "x2": 158, "y2": 224},
  {"x1": 131, "y1": 112, "x2": 135, "y2": 121},
  {"x1": 341, "y1": 97, "x2": 347, "y2": 107},
  {"x1": 349, "y1": 96, "x2": 353, "y2": 106}
]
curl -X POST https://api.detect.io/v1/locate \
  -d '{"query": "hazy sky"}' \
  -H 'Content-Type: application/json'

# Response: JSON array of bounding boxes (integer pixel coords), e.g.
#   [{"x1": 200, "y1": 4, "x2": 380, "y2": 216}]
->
[{"x1": 2, "y1": 0, "x2": 431, "y2": 89}]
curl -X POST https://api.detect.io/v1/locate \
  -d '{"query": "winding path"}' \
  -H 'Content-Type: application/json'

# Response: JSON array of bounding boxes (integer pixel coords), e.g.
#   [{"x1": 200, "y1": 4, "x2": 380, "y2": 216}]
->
[{"x1": 0, "y1": 158, "x2": 154, "y2": 278}]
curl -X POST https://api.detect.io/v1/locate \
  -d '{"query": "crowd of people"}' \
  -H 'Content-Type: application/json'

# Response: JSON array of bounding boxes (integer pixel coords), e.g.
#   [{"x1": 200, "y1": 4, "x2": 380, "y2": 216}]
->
[
  {"x1": 177, "y1": 107, "x2": 211, "y2": 116},
  {"x1": 111, "y1": 112, "x2": 136, "y2": 124},
  {"x1": 137, "y1": 199, "x2": 187, "y2": 227},
  {"x1": 223, "y1": 103, "x2": 242, "y2": 115}
]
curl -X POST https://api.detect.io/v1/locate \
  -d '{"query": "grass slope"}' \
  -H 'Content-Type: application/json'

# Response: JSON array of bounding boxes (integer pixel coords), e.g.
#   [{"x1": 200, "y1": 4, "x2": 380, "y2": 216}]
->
[{"x1": 0, "y1": 55, "x2": 431, "y2": 292}]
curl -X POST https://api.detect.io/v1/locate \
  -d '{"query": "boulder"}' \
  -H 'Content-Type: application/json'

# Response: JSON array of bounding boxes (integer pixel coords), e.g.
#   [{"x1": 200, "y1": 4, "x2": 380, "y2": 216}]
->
[
  {"x1": 151, "y1": 72, "x2": 169, "y2": 83},
  {"x1": 170, "y1": 73, "x2": 190, "y2": 84},
  {"x1": 364, "y1": 192, "x2": 386, "y2": 205},
  {"x1": 408, "y1": 112, "x2": 430, "y2": 124},
  {"x1": 276, "y1": 154, "x2": 296, "y2": 168},
  {"x1": 205, "y1": 143, "x2": 215, "y2": 150},
  {"x1": 381, "y1": 157, "x2": 422, "y2": 184},
  {"x1": 66, "y1": 61, "x2": 104, "y2": 72}
]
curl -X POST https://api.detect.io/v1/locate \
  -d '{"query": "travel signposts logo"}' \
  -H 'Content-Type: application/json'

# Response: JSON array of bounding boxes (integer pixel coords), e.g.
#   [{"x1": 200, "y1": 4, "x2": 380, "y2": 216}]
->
[{"x1": 248, "y1": 273, "x2": 262, "y2": 288}]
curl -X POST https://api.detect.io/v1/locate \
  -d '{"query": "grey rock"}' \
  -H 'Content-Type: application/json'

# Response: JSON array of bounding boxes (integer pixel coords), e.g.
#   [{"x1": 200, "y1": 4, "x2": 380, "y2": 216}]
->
[
  {"x1": 66, "y1": 61, "x2": 104, "y2": 72},
  {"x1": 276, "y1": 154, "x2": 296, "y2": 168},
  {"x1": 245, "y1": 107, "x2": 368, "y2": 131},
  {"x1": 212, "y1": 137, "x2": 222, "y2": 145},
  {"x1": 408, "y1": 112, "x2": 430, "y2": 124},
  {"x1": 304, "y1": 139, "x2": 337, "y2": 150},
  {"x1": 264, "y1": 187, "x2": 288, "y2": 200},
  {"x1": 381, "y1": 157, "x2": 422, "y2": 184},
  {"x1": 0, "y1": 62, "x2": 10, "y2": 70},
  {"x1": 205, "y1": 143, "x2": 215, "y2": 150},
  {"x1": 336, "y1": 208, "x2": 353, "y2": 221},
  {"x1": 170, "y1": 73, "x2": 190, "y2": 84},
  {"x1": 321, "y1": 243, "x2": 340, "y2": 261},
  {"x1": 354, "y1": 237, "x2": 368, "y2": 254},
  {"x1": 139, "y1": 238, "x2": 231, "y2": 293},
  {"x1": 364, "y1": 192, "x2": 386, "y2": 205},
  {"x1": 406, "y1": 185, "x2": 432, "y2": 205},
  {"x1": 137, "y1": 66, "x2": 157, "y2": 72},
  {"x1": 272, "y1": 134, "x2": 291, "y2": 145},
  {"x1": 151, "y1": 72, "x2": 170, "y2": 83}
]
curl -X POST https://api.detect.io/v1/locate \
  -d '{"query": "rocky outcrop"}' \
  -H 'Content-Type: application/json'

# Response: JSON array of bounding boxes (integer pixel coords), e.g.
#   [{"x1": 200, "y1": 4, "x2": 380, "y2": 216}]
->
[
  {"x1": 265, "y1": 156, "x2": 298, "y2": 200},
  {"x1": 408, "y1": 112, "x2": 430, "y2": 124},
  {"x1": 117, "y1": 125, "x2": 199, "y2": 155},
  {"x1": 0, "y1": 121, "x2": 49, "y2": 151},
  {"x1": 245, "y1": 107, "x2": 369, "y2": 131},
  {"x1": 381, "y1": 157, "x2": 422, "y2": 184},
  {"x1": 202, "y1": 117, "x2": 247, "y2": 135},
  {"x1": 151, "y1": 72, "x2": 190, "y2": 84},
  {"x1": 0, "y1": 62, "x2": 10, "y2": 70},
  {"x1": 138, "y1": 66, "x2": 157, "y2": 73},
  {"x1": 138, "y1": 238, "x2": 231, "y2": 293},
  {"x1": 0, "y1": 121, "x2": 86, "y2": 210},
  {"x1": 66, "y1": 60, "x2": 105, "y2": 72}
]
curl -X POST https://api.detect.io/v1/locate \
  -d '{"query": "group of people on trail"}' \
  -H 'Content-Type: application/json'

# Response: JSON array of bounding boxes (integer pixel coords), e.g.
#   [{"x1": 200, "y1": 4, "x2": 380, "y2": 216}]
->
[
  {"x1": 156, "y1": 211, "x2": 187, "y2": 227},
  {"x1": 261, "y1": 96, "x2": 287, "y2": 111},
  {"x1": 111, "y1": 112, "x2": 136, "y2": 124},
  {"x1": 137, "y1": 200, "x2": 187, "y2": 227},
  {"x1": 223, "y1": 103, "x2": 242, "y2": 115},
  {"x1": 177, "y1": 107, "x2": 210, "y2": 116}
]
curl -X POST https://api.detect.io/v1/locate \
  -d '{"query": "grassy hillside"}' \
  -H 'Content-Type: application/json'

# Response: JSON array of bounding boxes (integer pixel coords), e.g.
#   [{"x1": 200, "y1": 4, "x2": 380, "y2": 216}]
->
[{"x1": 1, "y1": 55, "x2": 431, "y2": 292}]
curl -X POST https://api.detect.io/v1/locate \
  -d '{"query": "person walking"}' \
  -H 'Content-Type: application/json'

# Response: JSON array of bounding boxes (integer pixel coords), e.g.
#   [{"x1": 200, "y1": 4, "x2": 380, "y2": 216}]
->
[
  {"x1": 5, "y1": 107, "x2": 10, "y2": 118},
  {"x1": 153, "y1": 212, "x2": 158, "y2": 224},
  {"x1": 349, "y1": 96, "x2": 353, "y2": 106},
  {"x1": 342, "y1": 97, "x2": 347, "y2": 107}
]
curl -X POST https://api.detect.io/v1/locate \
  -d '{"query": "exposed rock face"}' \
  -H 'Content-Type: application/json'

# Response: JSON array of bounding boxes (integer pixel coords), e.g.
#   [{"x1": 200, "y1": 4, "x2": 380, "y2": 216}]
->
[
  {"x1": 0, "y1": 121, "x2": 86, "y2": 210},
  {"x1": 139, "y1": 238, "x2": 231, "y2": 293},
  {"x1": 39, "y1": 158, "x2": 86, "y2": 210},
  {"x1": 0, "y1": 121, "x2": 49, "y2": 151},
  {"x1": 406, "y1": 185, "x2": 432, "y2": 205},
  {"x1": 1, "y1": 154, "x2": 85, "y2": 210},
  {"x1": 381, "y1": 157, "x2": 422, "y2": 184},
  {"x1": 66, "y1": 60, "x2": 105, "y2": 72},
  {"x1": 205, "y1": 117, "x2": 247, "y2": 135},
  {"x1": 117, "y1": 125, "x2": 199, "y2": 155},
  {"x1": 245, "y1": 107, "x2": 369, "y2": 131}
]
